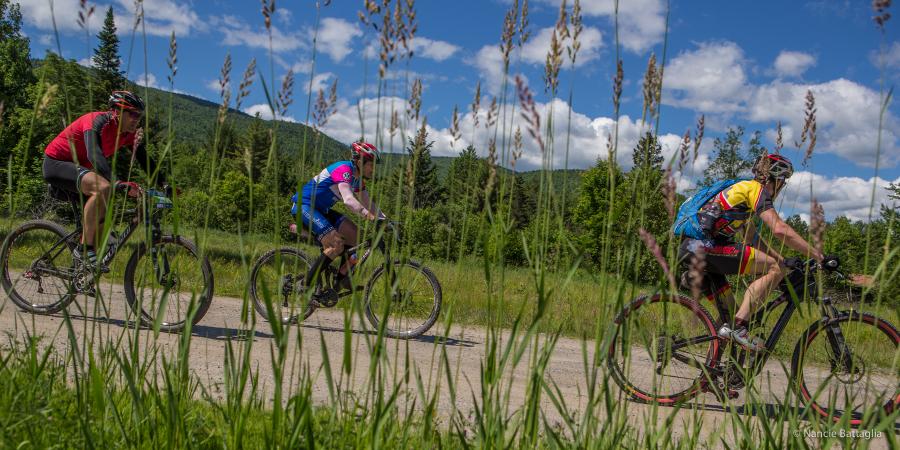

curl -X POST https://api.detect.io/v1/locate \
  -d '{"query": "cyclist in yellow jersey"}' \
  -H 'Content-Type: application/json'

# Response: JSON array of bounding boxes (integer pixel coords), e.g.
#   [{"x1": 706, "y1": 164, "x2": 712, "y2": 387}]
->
[{"x1": 679, "y1": 154, "x2": 824, "y2": 351}]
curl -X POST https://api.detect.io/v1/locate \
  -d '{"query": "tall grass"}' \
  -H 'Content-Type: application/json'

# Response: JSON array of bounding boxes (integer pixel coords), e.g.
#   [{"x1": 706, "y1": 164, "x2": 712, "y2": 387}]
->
[{"x1": 0, "y1": 0, "x2": 897, "y2": 448}]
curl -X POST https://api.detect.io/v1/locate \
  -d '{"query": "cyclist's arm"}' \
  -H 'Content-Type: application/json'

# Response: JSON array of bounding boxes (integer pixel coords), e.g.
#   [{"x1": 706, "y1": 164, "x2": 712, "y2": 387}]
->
[
  {"x1": 131, "y1": 138, "x2": 166, "y2": 186},
  {"x1": 744, "y1": 221, "x2": 782, "y2": 262},
  {"x1": 358, "y1": 190, "x2": 386, "y2": 219},
  {"x1": 337, "y1": 183, "x2": 376, "y2": 220},
  {"x1": 759, "y1": 209, "x2": 823, "y2": 261},
  {"x1": 83, "y1": 115, "x2": 113, "y2": 181}
]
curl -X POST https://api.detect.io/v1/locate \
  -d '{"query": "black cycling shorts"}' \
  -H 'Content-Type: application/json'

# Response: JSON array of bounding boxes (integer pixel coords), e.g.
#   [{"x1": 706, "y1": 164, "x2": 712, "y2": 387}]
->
[
  {"x1": 678, "y1": 238, "x2": 758, "y2": 304},
  {"x1": 43, "y1": 155, "x2": 90, "y2": 194}
]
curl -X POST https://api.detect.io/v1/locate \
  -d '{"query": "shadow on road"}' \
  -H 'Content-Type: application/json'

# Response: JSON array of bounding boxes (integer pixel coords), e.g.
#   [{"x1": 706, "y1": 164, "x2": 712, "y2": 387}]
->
[
  {"x1": 49, "y1": 312, "x2": 276, "y2": 340},
  {"x1": 300, "y1": 322, "x2": 479, "y2": 348}
]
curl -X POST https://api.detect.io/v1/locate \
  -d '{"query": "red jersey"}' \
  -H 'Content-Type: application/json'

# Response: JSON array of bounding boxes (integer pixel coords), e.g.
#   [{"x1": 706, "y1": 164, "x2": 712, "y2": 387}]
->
[{"x1": 44, "y1": 111, "x2": 136, "y2": 171}]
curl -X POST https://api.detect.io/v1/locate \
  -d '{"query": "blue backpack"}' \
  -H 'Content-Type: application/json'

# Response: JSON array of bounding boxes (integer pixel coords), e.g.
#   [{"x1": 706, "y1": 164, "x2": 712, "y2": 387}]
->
[{"x1": 672, "y1": 178, "x2": 748, "y2": 239}]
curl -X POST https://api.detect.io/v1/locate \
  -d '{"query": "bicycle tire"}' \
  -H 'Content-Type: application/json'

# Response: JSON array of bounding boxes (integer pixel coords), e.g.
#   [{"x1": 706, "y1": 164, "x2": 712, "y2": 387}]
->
[
  {"x1": 123, "y1": 235, "x2": 214, "y2": 332},
  {"x1": 363, "y1": 259, "x2": 442, "y2": 339},
  {"x1": 607, "y1": 293, "x2": 721, "y2": 404},
  {"x1": 791, "y1": 311, "x2": 900, "y2": 425},
  {"x1": 249, "y1": 247, "x2": 315, "y2": 324},
  {"x1": 0, "y1": 220, "x2": 78, "y2": 314}
]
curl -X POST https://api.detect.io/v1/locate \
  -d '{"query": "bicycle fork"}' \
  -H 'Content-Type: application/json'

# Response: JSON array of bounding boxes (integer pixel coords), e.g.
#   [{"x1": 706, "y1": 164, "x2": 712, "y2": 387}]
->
[{"x1": 820, "y1": 297, "x2": 855, "y2": 374}]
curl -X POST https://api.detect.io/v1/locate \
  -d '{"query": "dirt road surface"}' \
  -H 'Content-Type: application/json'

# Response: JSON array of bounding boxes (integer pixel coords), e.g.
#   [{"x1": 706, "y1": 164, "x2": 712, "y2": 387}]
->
[{"x1": 1, "y1": 281, "x2": 895, "y2": 449}]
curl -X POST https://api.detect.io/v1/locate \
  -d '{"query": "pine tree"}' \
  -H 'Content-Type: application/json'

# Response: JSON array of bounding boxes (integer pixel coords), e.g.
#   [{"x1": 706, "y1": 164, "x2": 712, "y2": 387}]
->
[
  {"x1": 631, "y1": 131, "x2": 664, "y2": 171},
  {"x1": 227, "y1": 113, "x2": 271, "y2": 181},
  {"x1": 93, "y1": 6, "x2": 124, "y2": 103},
  {"x1": 395, "y1": 122, "x2": 442, "y2": 209},
  {"x1": 444, "y1": 145, "x2": 487, "y2": 212}
]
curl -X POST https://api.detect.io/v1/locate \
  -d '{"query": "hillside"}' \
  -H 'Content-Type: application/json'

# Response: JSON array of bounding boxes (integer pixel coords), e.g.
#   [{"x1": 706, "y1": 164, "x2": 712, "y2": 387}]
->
[{"x1": 140, "y1": 85, "x2": 584, "y2": 188}]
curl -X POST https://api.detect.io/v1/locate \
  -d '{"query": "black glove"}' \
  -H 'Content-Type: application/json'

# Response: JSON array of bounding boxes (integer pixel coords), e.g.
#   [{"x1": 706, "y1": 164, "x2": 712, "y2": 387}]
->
[
  {"x1": 782, "y1": 257, "x2": 804, "y2": 270},
  {"x1": 822, "y1": 255, "x2": 840, "y2": 270}
]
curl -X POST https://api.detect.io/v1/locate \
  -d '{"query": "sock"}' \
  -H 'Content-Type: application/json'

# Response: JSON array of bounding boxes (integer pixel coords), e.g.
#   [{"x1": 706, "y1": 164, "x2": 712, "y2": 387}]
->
[{"x1": 305, "y1": 253, "x2": 333, "y2": 288}]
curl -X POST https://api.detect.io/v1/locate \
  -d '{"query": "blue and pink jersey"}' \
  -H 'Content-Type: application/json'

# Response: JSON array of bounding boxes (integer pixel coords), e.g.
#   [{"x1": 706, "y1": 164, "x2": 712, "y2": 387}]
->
[{"x1": 295, "y1": 161, "x2": 365, "y2": 213}]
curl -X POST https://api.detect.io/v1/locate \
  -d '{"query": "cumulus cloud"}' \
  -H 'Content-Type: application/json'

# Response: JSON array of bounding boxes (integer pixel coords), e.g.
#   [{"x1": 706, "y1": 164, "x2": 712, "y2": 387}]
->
[
  {"x1": 747, "y1": 79, "x2": 900, "y2": 167},
  {"x1": 242, "y1": 103, "x2": 297, "y2": 123},
  {"x1": 213, "y1": 15, "x2": 305, "y2": 53},
  {"x1": 663, "y1": 41, "x2": 749, "y2": 113},
  {"x1": 869, "y1": 41, "x2": 900, "y2": 71},
  {"x1": 320, "y1": 94, "x2": 703, "y2": 175},
  {"x1": 318, "y1": 17, "x2": 362, "y2": 62},
  {"x1": 772, "y1": 50, "x2": 816, "y2": 78},
  {"x1": 779, "y1": 171, "x2": 900, "y2": 221},
  {"x1": 304, "y1": 72, "x2": 334, "y2": 94},
  {"x1": 135, "y1": 73, "x2": 159, "y2": 89},
  {"x1": 410, "y1": 37, "x2": 461, "y2": 62},
  {"x1": 471, "y1": 25, "x2": 602, "y2": 94},
  {"x1": 19, "y1": 0, "x2": 204, "y2": 37},
  {"x1": 519, "y1": 25, "x2": 604, "y2": 66},
  {"x1": 533, "y1": 0, "x2": 664, "y2": 53}
]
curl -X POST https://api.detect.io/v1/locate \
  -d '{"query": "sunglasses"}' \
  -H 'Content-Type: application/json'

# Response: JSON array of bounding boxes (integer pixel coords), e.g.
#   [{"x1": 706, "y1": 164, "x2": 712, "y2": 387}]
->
[{"x1": 123, "y1": 110, "x2": 143, "y2": 120}]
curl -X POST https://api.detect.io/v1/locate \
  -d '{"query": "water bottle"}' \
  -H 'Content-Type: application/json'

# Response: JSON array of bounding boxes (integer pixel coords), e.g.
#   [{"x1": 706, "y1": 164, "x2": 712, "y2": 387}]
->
[{"x1": 349, "y1": 251, "x2": 359, "y2": 267}]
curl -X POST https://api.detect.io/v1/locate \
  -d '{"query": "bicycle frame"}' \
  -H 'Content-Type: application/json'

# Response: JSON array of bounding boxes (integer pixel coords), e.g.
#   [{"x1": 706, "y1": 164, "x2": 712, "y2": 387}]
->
[
  {"x1": 668, "y1": 265, "x2": 853, "y2": 382},
  {"x1": 32, "y1": 193, "x2": 170, "y2": 283},
  {"x1": 332, "y1": 222, "x2": 400, "y2": 299}
]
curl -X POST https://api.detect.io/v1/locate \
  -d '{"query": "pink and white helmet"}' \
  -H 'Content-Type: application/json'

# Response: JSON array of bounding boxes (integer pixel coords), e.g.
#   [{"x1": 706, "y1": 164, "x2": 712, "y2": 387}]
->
[{"x1": 351, "y1": 141, "x2": 381, "y2": 163}]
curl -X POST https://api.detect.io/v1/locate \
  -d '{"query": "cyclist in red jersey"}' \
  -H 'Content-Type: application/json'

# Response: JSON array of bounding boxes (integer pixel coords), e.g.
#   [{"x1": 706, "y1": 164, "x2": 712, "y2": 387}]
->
[{"x1": 42, "y1": 91, "x2": 165, "y2": 267}]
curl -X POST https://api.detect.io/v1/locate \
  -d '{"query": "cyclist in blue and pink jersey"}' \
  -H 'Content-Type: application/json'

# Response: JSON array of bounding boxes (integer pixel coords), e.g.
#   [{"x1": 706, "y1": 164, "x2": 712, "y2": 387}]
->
[{"x1": 291, "y1": 142, "x2": 385, "y2": 294}]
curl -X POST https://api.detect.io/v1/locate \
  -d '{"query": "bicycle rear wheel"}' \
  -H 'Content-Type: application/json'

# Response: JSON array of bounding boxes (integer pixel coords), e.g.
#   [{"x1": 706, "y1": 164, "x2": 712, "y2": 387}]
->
[
  {"x1": 0, "y1": 220, "x2": 78, "y2": 314},
  {"x1": 123, "y1": 235, "x2": 214, "y2": 332},
  {"x1": 364, "y1": 260, "x2": 441, "y2": 339},
  {"x1": 792, "y1": 312, "x2": 900, "y2": 425},
  {"x1": 607, "y1": 294, "x2": 721, "y2": 403},
  {"x1": 249, "y1": 248, "x2": 315, "y2": 324}
]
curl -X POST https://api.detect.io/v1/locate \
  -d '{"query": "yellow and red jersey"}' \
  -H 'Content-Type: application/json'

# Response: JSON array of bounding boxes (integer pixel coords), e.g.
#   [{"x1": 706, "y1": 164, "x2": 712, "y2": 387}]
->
[{"x1": 700, "y1": 179, "x2": 774, "y2": 240}]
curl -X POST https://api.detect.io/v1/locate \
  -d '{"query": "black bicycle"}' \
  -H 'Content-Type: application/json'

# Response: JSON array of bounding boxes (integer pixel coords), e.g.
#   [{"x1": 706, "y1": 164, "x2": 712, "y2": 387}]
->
[
  {"x1": 249, "y1": 220, "x2": 442, "y2": 339},
  {"x1": 0, "y1": 185, "x2": 214, "y2": 332},
  {"x1": 608, "y1": 258, "x2": 899, "y2": 425}
]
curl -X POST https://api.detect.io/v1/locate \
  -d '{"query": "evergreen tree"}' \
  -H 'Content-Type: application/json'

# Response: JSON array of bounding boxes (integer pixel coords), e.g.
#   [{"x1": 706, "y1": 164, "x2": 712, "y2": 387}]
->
[
  {"x1": 631, "y1": 131, "x2": 664, "y2": 171},
  {"x1": 0, "y1": 0, "x2": 35, "y2": 158},
  {"x1": 395, "y1": 122, "x2": 442, "y2": 209},
  {"x1": 226, "y1": 113, "x2": 271, "y2": 181},
  {"x1": 93, "y1": 7, "x2": 124, "y2": 102},
  {"x1": 444, "y1": 145, "x2": 487, "y2": 212}
]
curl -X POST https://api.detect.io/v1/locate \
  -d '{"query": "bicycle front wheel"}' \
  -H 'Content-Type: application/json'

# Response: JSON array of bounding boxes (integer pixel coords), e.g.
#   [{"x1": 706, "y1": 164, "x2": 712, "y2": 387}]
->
[
  {"x1": 1, "y1": 220, "x2": 78, "y2": 314},
  {"x1": 607, "y1": 294, "x2": 721, "y2": 404},
  {"x1": 249, "y1": 248, "x2": 315, "y2": 324},
  {"x1": 123, "y1": 235, "x2": 214, "y2": 332},
  {"x1": 364, "y1": 260, "x2": 441, "y2": 339},
  {"x1": 792, "y1": 312, "x2": 900, "y2": 425}
]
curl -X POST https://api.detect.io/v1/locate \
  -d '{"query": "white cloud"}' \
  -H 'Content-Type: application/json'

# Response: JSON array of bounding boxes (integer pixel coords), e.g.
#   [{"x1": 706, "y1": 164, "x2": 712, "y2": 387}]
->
[
  {"x1": 206, "y1": 79, "x2": 228, "y2": 93},
  {"x1": 305, "y1": 72, "x2": 334, "y2": 94},
  {"x1": 519, "y1": 25, "x2": 603, "y2": 66},
  {"x1": 869, "y1": 41, "x2": 900, "y2": 70},
  {"x1": 471, "y1": 45, "x2": 508, "y2": 94},
  {"x1": 410, "y1": 37, "x2": 460, "y2": 62},
  {"x1": 779, "y1": 171, "x2": 900, "y2": 221},
  {"x1": 18, "y1": 0, "x2": 203, "y2": 37},
  {"x1": 77, "y1": 57, "x2": 94, "y2": 68},
  {"x1": 534, "y1": 0, "x2": 665, "y2": 53},
  {"x1": 38, "y1": 34, "x2": 54, "y2": 45},
  {"x1": 663, "y1": 41, "x2": 749, "y2": 113},
  {"x1": 242, "y1": 103, "x2": 297, "y2": 123},
  {"x1": 772, "y1": 50, "x2": 816, "y2": 78},
  {"x1": 317, "y1": 17, "x2": 362, "y2": 62},
  {"x1": 747, "y1": 79, "x2": 900, "y2": 167},
  {"x1": 135, "y1": 72, "x2": 159, "y2": 89},
  {"x1": 320, "y1": 94, "x2": 702, "y2": 175},
  {"x1": 213, "y1": 15, "x2": 306, "y2": 53}
]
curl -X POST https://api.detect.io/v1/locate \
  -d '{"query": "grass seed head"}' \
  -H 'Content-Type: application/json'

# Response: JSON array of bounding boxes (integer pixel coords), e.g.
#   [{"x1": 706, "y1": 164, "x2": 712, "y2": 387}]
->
[
  {"x1": 693, "y1": 114, "x2": 705, "y2": 163},
  {"x1": 874, "y1": 0, "x2": 892, "y2": 30}
]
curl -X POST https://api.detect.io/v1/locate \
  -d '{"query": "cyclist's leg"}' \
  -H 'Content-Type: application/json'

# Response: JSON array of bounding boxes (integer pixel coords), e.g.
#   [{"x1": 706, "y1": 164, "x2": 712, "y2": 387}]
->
[
  {"x1": 678, "y1": 239, "x2": 738, "y2": 319},
  {"x1": 734, "y1": 249, "x2": 784, "y2": 322},
  {"x1": 331, "y1": 213, "x2": 357, "y2": 277},
  {"x1": 42, "y1": 156, "x2": 96, "y2": 242},
  {"x1": 300, "y1": 204, "x2": 343, "y2": 287},
  {"x1": 78, "y1": 172, "x2": 111, "y2": 248}
]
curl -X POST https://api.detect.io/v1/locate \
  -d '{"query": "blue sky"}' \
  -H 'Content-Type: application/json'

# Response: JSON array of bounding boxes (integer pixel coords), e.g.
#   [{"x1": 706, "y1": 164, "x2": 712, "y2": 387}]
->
[{"x1": 16, "y1": 0, "x2": 900, "y2": 220}]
